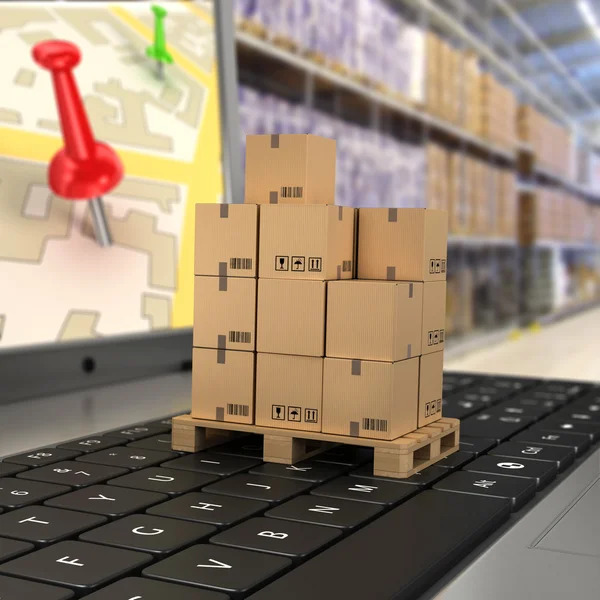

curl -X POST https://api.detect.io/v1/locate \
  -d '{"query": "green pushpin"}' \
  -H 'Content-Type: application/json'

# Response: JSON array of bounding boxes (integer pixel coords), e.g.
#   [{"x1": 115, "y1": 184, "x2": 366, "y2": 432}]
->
[{"x1": 146, "y1": 5, "x2": 173, "y2": 80}]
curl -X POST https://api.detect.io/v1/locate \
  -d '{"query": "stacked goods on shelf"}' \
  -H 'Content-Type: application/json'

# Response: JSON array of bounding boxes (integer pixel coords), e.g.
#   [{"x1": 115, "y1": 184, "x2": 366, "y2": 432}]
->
[
  {"x1": 442, "y1": 146, "x2": 517, "y2": 239},
  {"x1": 235, "y1": 0, "x2": 425, "y2": 103},
  {"x1": 463, "y1": 51, "x2": 483, "y2": 135},
  {"x1": 426, "y1": 142, "x2": 449, "y2": 212},
  {"x1": 239, "y1": 85, "x2": 427, "y2": 209},
  {"x1": 481, "y1": 73, "x2": 518, "y2": 151},
  {"x1": 518, "y1": 106, "x2": 572, "y2": 178},
  {"x1": 190, "y1": 133, "x2": 455, "y2": 475},
  {"x1": 425, "y1": 33, "x2": 461, "y2": 124},
  {"x1": 519, "y1": 187, "x2": 596, "y2": 245}
]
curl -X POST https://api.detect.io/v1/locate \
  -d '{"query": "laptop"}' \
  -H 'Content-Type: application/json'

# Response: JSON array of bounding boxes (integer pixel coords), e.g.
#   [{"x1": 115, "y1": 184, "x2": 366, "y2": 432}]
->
[{"x1": 0, "y1": 2, "x2": 598, "y2": 599}]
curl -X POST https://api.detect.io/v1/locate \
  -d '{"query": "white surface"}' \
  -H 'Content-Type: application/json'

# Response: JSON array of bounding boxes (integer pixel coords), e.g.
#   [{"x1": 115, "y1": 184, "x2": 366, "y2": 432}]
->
[{"x1": 445, "y1": 306, "x2": 600, "y2": 382}]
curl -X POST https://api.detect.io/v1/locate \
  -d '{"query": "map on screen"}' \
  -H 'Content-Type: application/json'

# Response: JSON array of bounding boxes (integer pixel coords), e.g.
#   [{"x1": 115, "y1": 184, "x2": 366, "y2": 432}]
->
[{"x1": 0, "y1": 1, "x2": 224, "y2": 349}]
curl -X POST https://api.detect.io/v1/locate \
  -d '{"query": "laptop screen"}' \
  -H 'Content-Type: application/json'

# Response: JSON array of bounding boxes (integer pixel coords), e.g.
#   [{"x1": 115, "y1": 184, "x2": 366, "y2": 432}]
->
[{"x1": 0, "y1": 1, "x2": 233, "y2": 351}]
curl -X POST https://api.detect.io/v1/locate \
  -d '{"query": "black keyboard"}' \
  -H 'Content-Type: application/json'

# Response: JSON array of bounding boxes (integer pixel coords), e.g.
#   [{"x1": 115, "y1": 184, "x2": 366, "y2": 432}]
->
[{"x1": 0, "y1": 373, "x2": 599, "y2": 600}]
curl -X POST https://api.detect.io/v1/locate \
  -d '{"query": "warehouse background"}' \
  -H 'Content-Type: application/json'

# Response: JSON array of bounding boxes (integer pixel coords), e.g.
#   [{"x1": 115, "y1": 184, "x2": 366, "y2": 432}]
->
[{"x1": 231, "y1": 0, "x2": 600, "y2": 357}]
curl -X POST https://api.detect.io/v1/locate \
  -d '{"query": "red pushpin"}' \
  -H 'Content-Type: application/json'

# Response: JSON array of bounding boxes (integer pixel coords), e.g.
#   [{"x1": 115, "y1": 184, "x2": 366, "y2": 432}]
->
[{"x1": 32, "y1": 40, "x2": 123, "y2": 247}]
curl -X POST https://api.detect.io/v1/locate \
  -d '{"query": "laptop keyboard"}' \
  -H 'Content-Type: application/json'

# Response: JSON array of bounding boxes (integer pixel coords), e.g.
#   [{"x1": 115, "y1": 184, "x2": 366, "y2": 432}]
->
[{"x1": 0, "y1": 373, "x2": 598, "y2": 600}]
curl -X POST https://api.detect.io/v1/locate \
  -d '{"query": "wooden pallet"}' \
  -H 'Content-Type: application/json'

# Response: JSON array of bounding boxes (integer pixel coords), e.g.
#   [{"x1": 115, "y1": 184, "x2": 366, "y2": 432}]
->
[{"x1": 172, "y1": 415, "x2": 459, "y2": 479}]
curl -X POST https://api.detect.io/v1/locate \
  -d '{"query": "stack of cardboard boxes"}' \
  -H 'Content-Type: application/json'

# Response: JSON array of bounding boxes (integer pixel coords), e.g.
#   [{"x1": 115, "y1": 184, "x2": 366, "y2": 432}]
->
[
  {"x1": 480, "y1": 73, "x2": 518, "y2": 151},
  {"x1": 518, "y1": 105, "x2": 572, "y2": 178},
  {"x1": 192, "y1": 133, "x2": 448, "y2": 443}
]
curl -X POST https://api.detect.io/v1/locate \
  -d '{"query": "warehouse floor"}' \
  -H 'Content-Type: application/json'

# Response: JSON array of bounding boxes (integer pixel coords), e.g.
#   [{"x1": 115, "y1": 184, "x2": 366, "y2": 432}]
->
[{"x1": 445, "y1": 306, "x2": 600, "y2": 382}]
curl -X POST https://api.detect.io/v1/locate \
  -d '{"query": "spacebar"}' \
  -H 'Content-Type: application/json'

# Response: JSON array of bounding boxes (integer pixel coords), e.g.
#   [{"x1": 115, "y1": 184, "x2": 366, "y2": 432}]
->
[{"x1": 247, "y1": 490, "x2": 511, "y2": 600}]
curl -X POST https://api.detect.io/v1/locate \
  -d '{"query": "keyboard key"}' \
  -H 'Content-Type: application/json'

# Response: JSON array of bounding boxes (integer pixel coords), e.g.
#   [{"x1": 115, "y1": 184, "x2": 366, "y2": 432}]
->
[
  {"x1": 80, "y1": 514, "x2": 215, "y2": 555},
  {"x1": 464, "y1": 455, "x2": 557, "y2": 489},
  {"x1": 433, "y1": 471, "x2": 536, "y2": 511},
  {"x1": 571, "y1": 394, "x2": 600, "y2": 410},
  {"x1": 244, "y1": 491, "x2": 510, "y2": 600},
  {"x1": 435, "y1": 451, "x2": 475, "y2": 471},
  {"x1": 163, "y1": 453, "x2": 261, "y2": 476},
  {"x1": 17, "y1": 461, "x2": 128, "y2": 488},
  {"x1": 108, "y1": 467, "x2": 217, "y2": 495},
  {"x1": 441, "y1": 398, "x2": 486, "y2": 420},
  {"x1": 0, "y1": 464, "x2": 27, "y2": 478},
  {"x1": 147, "y1": 492, "x2": 268, "y2": 527},
  {"x1": 536, "y1": 418, "x2": 600, "y2": 442},
  {"x1": 0, "y1": 540, "x2": 151, "y2": 592},
  {"x1": 103, "y1": 425, "x2": 168, "y2": 441},
  {"x1": 250, "y1": 461, "x2": 347, "y2": 483},
  {"x1": 532, "y1": 382, "x2": 586, "y2": 400},
  {"x1": 142, "y1": 418, "x2": 175, "y2": 431},
  {"x1": 485, "y1": 404, "x2": 550, "y2": 421},
  {"x1": 503, "y1": 396, "x2": 566, "y2": 411},
  {"x1": 486, "y1": 377, "x2": 536, "y2": 392},
  {"x1": 351, "y1": 464, "x2": 448, "y2": 487},
  {"x1": 313, "y1": 446, "x2": 373, "y2": 467},
  {"x1": 266, "y1": 495, "x2": 382, "y2": 530},
  {"x1": 511, "y1": 429, "x2": 591, "y2": 456},
  {"x1": 85, "y1": 577, "x2": 228, "y2": 599},
  {"x1": 458, "y1": 436, "x2": 498, "y2": 456},
  {"x1": 0, "y1": 506, "x2": 106, "y2": 545},
  {"x1": 311, "y1": 476, "x2": 417, "y2": 505},
  {"x1": 0, "y1": 574, "x2": 74, "y2": 599},
  {"x1": 211, "y1": 517, "x2": 341, "y2": 560},
  {"x1": 143, "y1": 544, "x2": 291, "y2": 596},
  {"x1": 58, "y1": 437, "x2": 124, "y2": 454},
  {"x1": 3, "y1": 449, "x2": 81, "y2": 468},
  {"x1": 552, "y1": 408, "x2": 600, "y2": 425},
  {"x1": 0, "y1": 537, "x2": 34, "y2": 562},
  {"x1": 211, "y1": 436, "x2": 264, "y2": 459},
  {"x1": 460, "y1": 413, "x2": 534, "y2": 441},
  {"x1": 77, "y1": 447, "x2": 178, "y2": 470},
  {"x1": 45, "y1": 485, "x2": 167, "y2": 518},
  {"x1": 460, "y1": 386, "x2": 510, "y2": 403},
  {"x1": 0, "y1": 478, "x2": 70, "y2": 509},
  {"x1": 127, "y1": 434, "x2": 181, "y2": 453},
  {"x1": 489, "y1": 441, "x2": 575, "y2": 472},
  {"x1": 203, "y1": 474, "x2": 312, "y2": 504}
]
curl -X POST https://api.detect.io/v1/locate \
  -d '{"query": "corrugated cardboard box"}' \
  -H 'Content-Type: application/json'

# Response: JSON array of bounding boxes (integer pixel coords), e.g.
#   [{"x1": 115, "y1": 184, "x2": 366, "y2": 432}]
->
[
  {"x1": 245, "y1": 134, "x2": 336, "y2": 205},
  {"x1": 259, "y1": 205, "x2": 355, "y2": 280},
  {"x1": 191, "y1": 348, "x2": 255, "y2": 424},
  {"x1": 257, "y1": 279, "x2": 326, "y2": 357},
  {"x1": 422, "y1": 281, "x2": 447, "y2": 355},
  {"x1": 255, "y1": 353, "x2": 323, "y2": 432},
  {"x1": 357, "y1": 208, "x2": 448, "y2": 282},
  {"x1": 322, "y1": 357, "x2": 419, "y2": 441},
  {"x1": 195, "y1": 204, "x2": 258, "y2": 277},
  {"x1": 193, "y1": 276, "x2": 256, "y2": 351},
  {"x1": 418, "y1": 351, "x2": 444, "y2": 427},
  {"x1": 326, "y1": 280, "x2": 423, "y2": 362}
]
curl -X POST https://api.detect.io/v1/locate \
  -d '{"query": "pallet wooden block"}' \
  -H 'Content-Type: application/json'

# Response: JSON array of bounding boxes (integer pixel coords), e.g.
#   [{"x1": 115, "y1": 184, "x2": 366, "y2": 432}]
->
[{"x1": 172, "y1": 415, "x2": 459, "y2": 479}]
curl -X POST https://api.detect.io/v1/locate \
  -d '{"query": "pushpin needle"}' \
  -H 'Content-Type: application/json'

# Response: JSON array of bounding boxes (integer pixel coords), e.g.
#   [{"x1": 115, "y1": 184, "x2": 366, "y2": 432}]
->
[{"x1": 32, "y1": 40, "x2": 123, "y2": 248}]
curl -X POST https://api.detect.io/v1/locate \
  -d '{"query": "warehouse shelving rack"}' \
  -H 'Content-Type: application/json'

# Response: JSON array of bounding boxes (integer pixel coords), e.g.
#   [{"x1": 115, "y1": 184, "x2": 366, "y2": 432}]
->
[{"x1": 233, "y1": 0, "x2": 600, "y2": 355}]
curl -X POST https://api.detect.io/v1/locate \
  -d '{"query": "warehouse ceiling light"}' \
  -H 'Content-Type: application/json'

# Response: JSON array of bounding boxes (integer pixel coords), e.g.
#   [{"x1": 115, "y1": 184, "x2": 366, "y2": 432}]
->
[{"x1": 577, "y1": 0, "x2": 600, "y2": 39}]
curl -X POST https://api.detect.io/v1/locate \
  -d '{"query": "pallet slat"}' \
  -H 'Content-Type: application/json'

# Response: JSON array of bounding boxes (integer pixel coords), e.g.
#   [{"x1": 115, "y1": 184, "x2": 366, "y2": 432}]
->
[{"x1": 171, "y1": 415, "x2": 460, "y2": 479}]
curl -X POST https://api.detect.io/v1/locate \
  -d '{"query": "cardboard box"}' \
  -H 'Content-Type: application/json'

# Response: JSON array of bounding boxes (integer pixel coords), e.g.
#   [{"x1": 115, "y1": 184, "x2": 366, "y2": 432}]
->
[
  {"x1": 326, "y1": 280, "x2": 423, "y2": 362},
  {"x1": 257, "y1": 279, "x2": 326, "y2": 357},
  {"x1": 357, "y1": 208, "x2": 448, "y2": 282},
  {"x1": 193, "y1": 276, "x2": 256, "y2": 351},
  {"x1": 322, "y1": 357, "x2": 419, "y2": 441},
  {"x1": 422, "y1": 281, "x2": 447, "y2": 355},
  {"x1": 191, "y1": 348, "x2": 255, "y2": 424},
  {"x1": 258, "y1": 205, "x2": 355, "y2": 280},
  {"x1": 255, "y1": 353, "x2": 323, "y2": 432},
  {"x1": 418, "y1": 351, "x2": 444, "y2": 427},
  {"x1": 195, "y1": 204, "x2": 258, "y2": 277},
  {"x1": 245, "y1": 134, "x2": 336, "y2": 205}
]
